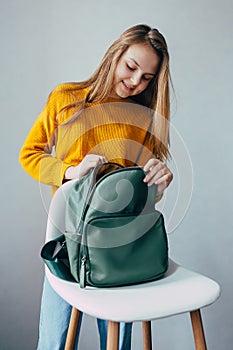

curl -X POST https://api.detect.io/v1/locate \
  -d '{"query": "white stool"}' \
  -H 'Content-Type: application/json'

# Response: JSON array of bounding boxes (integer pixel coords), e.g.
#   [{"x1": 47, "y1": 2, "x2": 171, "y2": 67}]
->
[{"x1": 45, "y1": 181, "x2": 221, "y2": 350}]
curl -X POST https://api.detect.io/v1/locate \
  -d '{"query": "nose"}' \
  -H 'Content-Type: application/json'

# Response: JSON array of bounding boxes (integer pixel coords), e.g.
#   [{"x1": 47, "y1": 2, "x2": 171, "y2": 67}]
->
[{"x1": 130, "y1": 72, "x2": 141, "y2": 86}]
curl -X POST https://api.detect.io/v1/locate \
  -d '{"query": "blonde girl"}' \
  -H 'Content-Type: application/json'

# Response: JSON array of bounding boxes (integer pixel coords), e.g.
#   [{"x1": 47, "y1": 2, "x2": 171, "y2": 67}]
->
[{"x1": 19, "y1": 24, "x2": 173, "y2": 350}]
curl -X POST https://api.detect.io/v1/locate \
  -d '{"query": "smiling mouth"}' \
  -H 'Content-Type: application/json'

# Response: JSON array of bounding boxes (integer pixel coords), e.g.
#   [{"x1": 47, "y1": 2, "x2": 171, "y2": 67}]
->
[{"x1": 122, "y1": 81, "x2": 133, "y2": 90}]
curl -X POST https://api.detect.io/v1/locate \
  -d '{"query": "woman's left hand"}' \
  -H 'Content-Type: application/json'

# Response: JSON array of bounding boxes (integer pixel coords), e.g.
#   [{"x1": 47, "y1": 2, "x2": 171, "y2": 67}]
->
[{"x1": 143, "y1": 158, "x2": 173, "y2": 195}]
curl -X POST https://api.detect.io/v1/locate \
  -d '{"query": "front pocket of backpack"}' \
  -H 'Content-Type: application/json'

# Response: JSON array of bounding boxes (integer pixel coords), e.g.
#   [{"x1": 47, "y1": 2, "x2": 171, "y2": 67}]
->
[{"x1": 85, "y1": 212, "x2": 168, "y2": 287}]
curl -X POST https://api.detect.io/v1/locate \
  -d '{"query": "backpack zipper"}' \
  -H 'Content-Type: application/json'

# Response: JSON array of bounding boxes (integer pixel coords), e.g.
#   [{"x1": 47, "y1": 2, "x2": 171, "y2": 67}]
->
[{"x1": 80, "y1": 255, "x2": 87, "y2": 288}]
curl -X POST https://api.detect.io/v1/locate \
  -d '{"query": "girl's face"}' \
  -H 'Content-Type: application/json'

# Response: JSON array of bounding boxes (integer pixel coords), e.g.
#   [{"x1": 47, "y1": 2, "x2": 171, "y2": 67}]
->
[{"x1": 112, "y1": 43, "x2": 160, "y2": 99}]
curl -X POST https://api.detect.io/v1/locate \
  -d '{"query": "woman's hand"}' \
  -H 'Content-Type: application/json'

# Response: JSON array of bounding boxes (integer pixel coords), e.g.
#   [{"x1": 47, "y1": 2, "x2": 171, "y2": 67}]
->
[
  {"x1": 143, "y1": 158, "x2": 173, "y2": 195},
  {"x1": 65, "y1": 154, "x2": 108, "y2": 180}
]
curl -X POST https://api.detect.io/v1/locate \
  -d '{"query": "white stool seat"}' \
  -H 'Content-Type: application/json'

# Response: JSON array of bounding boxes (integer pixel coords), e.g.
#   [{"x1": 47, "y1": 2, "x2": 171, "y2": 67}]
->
[{"x1": 46, "y1": 259, "x2": 220, "y2": 323}]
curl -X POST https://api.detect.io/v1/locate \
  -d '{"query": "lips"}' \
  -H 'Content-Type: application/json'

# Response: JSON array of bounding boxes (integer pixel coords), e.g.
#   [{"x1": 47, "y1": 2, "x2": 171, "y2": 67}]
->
[{"x1": 122, "y1": 80, "x2": 134, "y2": 91}]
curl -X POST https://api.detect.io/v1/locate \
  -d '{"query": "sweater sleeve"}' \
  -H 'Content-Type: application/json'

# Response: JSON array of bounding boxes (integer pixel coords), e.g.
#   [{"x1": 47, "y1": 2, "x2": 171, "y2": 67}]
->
[{"x1": 19, "y1": 87, "x2": 71, "y2": 187}]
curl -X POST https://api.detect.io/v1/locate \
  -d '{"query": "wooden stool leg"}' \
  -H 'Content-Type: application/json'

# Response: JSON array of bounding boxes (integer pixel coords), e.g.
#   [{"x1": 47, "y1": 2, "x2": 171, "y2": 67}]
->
[
  {"x1": 64, "y1": 307, "x2": 81, "y2": 350},
  {"x1": 107, "y1": 321, "x2": 120, "y2": 350},
  {"x1": 142, "y1": 321, "x2": 152, "y2": 350},
  {"x1": 190, "y1": 309, "x2": 207, "y2": 350}
]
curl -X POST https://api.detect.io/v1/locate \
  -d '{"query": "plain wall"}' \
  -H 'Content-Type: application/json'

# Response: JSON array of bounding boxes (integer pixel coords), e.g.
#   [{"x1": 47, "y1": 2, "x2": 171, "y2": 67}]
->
[{"x1": 1, "y1": 0, "x2": 232, "y2": 349}]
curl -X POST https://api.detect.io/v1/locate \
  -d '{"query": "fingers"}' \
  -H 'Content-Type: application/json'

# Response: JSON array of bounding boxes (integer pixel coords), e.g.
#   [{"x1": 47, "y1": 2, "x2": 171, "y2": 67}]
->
[
  {"x1": 143, "y1": 159, "x2": 163, "y2": 184},
  {"x1": 79, "y1": 154, "x2": 108, "y2": 177},
  {"x1": 98, "y1": 155, "x2": 108, "y2": 164},
  {"x1": 85, "y1": 154, "x2": 107, "y2": 164},
  {"x1": 143, "y1": 158, "x2": 173, "y2": 192},
  {"x1": 143, "y1": 158, "x2": 160, "y2": 172},
  {"x1": 93, "y1": 155, "x2": 106, "y2": 163},
  {"x1": 81, "y1": 154, "x2": 107, "y2": 168},
  {"x1": 65, "y1": 154, "x2": 108, "y2": 180},
  {"x1": 144, "y1": 163, "x2": 162, "y2": 183}
]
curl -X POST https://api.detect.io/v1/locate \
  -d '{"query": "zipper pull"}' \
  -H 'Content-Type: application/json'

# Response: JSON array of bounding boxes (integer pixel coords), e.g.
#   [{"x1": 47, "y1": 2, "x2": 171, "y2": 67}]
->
[
  {"x1": 52, "y1": 241, "x2": 66, "y2": 260},
  {"x1": 80, "y1": 256, "x2": 87, "y2": 288}
]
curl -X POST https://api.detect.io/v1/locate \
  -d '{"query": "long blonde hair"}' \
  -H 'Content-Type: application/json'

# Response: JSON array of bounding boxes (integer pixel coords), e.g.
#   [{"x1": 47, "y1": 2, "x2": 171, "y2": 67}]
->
[{"x1": 60, "y1": 24, "x2": 172, "y2": 160}]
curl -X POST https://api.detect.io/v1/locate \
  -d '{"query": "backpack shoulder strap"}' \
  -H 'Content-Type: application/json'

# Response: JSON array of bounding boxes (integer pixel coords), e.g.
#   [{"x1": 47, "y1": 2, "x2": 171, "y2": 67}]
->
[{"x1": 134, "y1": 118, "x2": 153, "y2": 165}]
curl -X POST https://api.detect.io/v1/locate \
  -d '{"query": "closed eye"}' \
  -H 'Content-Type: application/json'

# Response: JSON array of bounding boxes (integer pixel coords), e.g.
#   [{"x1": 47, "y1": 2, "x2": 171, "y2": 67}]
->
[
  {"x1": 126, "y1": 64, "x2": 135, "y2": 71},
  {"x1": 142, "y1": 75, "x2": 153, "y2": 81}
]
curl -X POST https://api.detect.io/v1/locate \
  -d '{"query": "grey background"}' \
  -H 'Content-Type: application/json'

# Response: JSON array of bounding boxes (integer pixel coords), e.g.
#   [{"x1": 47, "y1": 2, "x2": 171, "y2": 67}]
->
[{"x1": 1, "y1": 0, "x2": 232, "y2": 349}]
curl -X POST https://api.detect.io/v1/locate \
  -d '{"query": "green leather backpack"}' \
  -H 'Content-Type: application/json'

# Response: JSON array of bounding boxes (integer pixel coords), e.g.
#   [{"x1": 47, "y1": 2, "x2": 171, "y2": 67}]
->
[{"x1": 41, "y1": 162, "x2": 169, "y2": 288}]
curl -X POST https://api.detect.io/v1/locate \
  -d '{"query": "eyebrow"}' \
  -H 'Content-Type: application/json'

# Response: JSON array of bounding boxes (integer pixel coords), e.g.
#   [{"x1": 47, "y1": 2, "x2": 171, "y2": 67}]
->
[{"x1": 128, "y1": 58, "x2": 156, "y2": 76}]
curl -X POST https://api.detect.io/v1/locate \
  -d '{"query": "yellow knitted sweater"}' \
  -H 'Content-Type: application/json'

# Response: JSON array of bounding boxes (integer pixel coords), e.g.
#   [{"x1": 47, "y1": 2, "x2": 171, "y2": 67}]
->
[{"x1": 19, "y1": 83, "x2": 155, "y2": 194}]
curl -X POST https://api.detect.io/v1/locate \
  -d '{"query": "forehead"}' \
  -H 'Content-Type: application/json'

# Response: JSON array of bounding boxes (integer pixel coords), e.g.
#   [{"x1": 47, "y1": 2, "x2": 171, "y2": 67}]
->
[{"x1": 123, "y1": 43, "x2": 159, "y2": 73}]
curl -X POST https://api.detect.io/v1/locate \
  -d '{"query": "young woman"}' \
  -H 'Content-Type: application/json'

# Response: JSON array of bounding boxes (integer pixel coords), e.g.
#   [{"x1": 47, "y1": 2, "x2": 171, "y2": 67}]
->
[{"x1": 19, "y1": 24, "x2": 173, "y2": 350}]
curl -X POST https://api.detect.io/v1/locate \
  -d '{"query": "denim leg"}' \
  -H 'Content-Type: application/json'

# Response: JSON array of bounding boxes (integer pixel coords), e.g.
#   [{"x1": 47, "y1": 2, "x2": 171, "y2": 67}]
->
[
  {"x1": 119, "y1": 322, "x2": 132, "y2": 350},
  {"x1": 37, "y1": 277, "x2": 82, "y2": 350},
  {"x1": 97, "y1": 319, "x2": 132, "y2": 350}
]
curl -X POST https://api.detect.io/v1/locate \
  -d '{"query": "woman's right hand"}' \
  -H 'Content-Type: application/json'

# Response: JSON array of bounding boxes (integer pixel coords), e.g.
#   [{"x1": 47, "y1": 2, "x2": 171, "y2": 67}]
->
[{"x1": 64, "y1": 154, "x2": 108, "y2": 180}]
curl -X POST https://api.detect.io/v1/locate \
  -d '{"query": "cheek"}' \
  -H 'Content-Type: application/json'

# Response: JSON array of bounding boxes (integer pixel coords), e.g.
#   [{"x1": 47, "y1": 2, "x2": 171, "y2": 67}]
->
[
  {"x1": 115, "y1": 65, "x2": 128, "y2": 81},
  {"x1": 137, "y1": 81, "x2": 150, "y2": 93}
]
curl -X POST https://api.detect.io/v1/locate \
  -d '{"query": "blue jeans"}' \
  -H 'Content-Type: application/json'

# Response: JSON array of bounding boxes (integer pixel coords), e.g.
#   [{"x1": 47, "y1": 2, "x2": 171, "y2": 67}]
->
[{"x1": 37, "y1": 277, "x2": 132, "y2": 350}]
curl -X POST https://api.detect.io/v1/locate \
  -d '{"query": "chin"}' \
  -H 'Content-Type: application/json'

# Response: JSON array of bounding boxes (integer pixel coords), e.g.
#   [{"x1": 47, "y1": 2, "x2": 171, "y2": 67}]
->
[{"x1": 114, "y1": 90, "x2": 128, "y2": 99}]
